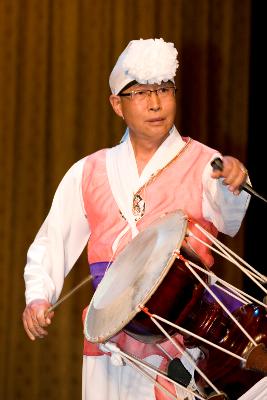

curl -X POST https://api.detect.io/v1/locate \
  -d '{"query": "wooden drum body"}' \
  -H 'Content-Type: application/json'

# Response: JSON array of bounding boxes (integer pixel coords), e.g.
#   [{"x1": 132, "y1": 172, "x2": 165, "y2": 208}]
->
[{"x1": 84, "y1": 210, "x2": 267, "y2": 399}]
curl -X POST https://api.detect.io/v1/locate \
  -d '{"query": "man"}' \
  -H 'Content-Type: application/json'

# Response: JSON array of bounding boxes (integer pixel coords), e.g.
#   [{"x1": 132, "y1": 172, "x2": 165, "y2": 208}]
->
[{"x1": 22, "y1": 38, "x2": 250, "y2": 399}]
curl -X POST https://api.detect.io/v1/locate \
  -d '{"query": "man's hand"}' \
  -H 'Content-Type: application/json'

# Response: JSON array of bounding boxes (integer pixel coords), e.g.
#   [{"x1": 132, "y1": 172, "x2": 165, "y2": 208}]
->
[
  {"x1": 22, "y1": 299, "x2": 54, "y2": 341},
  {"x1": 211, "y1": 156, "x2": 248, "y2": 195}
]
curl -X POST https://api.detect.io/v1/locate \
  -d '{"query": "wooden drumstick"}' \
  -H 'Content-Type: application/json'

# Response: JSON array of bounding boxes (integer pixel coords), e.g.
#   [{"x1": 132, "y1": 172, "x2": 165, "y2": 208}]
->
[{"x1": 47, "y1": 275, "x2": 93, "y2": 313}]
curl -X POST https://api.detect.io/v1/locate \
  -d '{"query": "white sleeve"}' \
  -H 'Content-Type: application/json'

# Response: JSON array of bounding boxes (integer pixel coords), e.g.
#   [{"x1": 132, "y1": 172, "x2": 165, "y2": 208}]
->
[
  {"x1": 202, "y1": 154, "x2": 251, "y2": 236},
  {"x1": 24, "y1": 158, "x2": 90, "y2": 305}
]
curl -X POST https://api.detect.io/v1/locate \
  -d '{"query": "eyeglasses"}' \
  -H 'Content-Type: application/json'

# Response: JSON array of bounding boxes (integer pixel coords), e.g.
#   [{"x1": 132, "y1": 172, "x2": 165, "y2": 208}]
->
[{"x1": 119, "y1": 85, "x2": 176, "y2": 101}]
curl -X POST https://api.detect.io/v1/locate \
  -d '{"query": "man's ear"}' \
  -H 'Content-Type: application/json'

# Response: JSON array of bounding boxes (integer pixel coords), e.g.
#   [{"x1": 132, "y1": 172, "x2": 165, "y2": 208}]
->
[{"x1": 109, "y1": 95, "x2": 124, "y2": 118}]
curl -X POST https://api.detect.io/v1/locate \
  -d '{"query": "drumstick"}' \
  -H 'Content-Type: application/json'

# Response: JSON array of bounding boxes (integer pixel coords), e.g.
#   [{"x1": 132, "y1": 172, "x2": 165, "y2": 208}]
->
[
  {"x1": 211, "y1": 157, "x2": 267, "y2": 203},
  {"x1": 47, "y1": 275, "x2": 93, "y2": 313}
]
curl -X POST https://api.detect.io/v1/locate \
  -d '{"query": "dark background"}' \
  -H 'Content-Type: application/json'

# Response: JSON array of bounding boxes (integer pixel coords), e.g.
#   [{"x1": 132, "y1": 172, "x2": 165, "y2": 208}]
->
[{"x1": 245, "y1": 1, "x2": 266, "y2": 298}]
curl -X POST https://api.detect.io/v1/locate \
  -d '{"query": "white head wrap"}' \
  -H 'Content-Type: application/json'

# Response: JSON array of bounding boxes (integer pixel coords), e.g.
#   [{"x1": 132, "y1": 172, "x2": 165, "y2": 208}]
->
[{"x1": 109, "y1": 38, "x2": 179, "y2": 95}]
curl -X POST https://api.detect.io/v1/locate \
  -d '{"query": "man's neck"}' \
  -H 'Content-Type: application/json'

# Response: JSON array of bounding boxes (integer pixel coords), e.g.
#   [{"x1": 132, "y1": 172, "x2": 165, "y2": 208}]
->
[{"x1": 130, "y1": 132, "x2": 169, "y2": 175}]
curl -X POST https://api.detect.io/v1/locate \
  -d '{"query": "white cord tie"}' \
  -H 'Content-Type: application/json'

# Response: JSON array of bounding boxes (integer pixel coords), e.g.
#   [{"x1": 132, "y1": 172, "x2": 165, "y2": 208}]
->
[{"x1": 99, "y1": 342, "x2": 124, "y2": 367}]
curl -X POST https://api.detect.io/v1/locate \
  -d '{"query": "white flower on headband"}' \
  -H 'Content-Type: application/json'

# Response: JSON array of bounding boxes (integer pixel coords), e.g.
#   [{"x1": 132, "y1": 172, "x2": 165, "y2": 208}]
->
[{"x1": 122, "y1": 38, "x2": 179, "y2": 84}]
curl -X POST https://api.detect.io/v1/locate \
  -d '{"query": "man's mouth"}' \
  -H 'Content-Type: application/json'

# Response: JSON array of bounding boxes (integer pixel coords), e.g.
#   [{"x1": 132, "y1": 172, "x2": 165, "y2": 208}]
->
[{"x1": 146, "y1": 117, "x2": 165, "y2": 123}]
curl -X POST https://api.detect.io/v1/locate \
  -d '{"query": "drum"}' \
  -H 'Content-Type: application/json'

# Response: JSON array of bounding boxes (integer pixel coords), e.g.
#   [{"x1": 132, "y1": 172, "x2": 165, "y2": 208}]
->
[
  {"x1": 84, "y1": 209, "x2": 267, "y2": 399},
  {"x1": 84, "y1": 209, "x2": 206, "y2": 344}
]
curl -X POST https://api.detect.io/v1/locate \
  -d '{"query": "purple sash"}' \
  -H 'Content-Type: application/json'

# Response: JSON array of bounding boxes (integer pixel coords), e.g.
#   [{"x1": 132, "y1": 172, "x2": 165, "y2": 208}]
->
[{"x1": 89, "y1": 262, "x2": 111, "y2": 289}]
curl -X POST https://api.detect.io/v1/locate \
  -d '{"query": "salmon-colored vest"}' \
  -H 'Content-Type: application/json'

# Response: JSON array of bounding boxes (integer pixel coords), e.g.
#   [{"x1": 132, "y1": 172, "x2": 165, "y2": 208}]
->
[
  {"x1": 81, "y1": 138, "x2": 222, "y2": 398},
  {"x1": 81, "y1": 138, "x2": 219, "y2": 357},
  {"x1": 82, "y1": 137, "x2": 218, "y2": 268}
]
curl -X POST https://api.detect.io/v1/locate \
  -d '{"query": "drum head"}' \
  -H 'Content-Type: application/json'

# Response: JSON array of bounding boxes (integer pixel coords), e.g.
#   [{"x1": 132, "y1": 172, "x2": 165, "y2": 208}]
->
[{"x1": 84, "y1": 210, "x2": 188, "y2": 343}]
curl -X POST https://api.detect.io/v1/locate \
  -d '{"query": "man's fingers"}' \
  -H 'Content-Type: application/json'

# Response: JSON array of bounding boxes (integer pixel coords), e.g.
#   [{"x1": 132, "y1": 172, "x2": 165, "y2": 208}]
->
[
  {"x1": 35, "y1": 308, "x2": 49, "y2": 327},
  {"x1": 44, "y1": 310, "x2": 54, "y2": 325},
  {"x1": 23, "y1": 310, "x2": 48, "y2": 339},
  {"x1": 22, "y1": 299, "x2": 53, "y2": 340},
  {"x1": 23, "y1": 315, "x2": 45, "y2": 340},
  {"x1": 22, "y1": 316, "x2": 36, "y2": 341},
  {"x1": 225, "y1": 165, "x2": 247, "y2": 191},
  {"x1": 211, "y1": 156, "x2": 248, "y2": 193}
]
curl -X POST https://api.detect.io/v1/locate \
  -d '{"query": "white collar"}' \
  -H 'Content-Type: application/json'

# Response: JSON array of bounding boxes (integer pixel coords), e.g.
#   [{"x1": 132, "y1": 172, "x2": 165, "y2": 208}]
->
[{"x1": 106, "y1": 126, "x2": 186, "y2": 252}]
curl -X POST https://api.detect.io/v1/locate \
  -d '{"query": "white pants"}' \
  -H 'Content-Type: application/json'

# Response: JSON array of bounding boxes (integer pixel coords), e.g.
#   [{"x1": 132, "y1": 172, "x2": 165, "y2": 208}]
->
[
  {"x1": 82, "y1": 354, "x2": 158, "y2": 400},
  {"x1": 82, "y1": 353, "x2": 195, "y2": 400}
]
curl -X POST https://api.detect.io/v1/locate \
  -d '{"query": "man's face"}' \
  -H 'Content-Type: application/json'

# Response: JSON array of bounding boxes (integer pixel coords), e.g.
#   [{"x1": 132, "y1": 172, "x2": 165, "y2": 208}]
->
[{"x1": 110, "y1": 82, "x2": 176, "y2": 140}]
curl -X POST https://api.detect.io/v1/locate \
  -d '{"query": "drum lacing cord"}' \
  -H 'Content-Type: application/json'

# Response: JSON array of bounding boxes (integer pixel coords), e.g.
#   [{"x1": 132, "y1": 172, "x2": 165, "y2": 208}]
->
[
  {"x1": 192, "y1": 224, "x2": 267, "y2": 286},
  {"x1": 174, "y1": 252, "x2": 258, "y2": 348},
  {"x1": 184, "y1": 230, "x2": 267, "y2": 307},
  {"x1": 180, "y1": 258, "x2": 267, "y2": 309},
  {"x1": 140, "y1": 307, "x2": 222, "y2": 395},
  {"x1": 185, "y1": 215, "x2": 267, "y2": 285},
  {"x1": 155, "y1": 343, "x2": 203, "y2": 396},
  {"x1": 147, "y1": 312, "x2": 246, "y2": 363},
  {"x1": 121, "y1": 357, "x2": 179, "y2": 400},
  {"x1": 101, "y1": 341, "x2": 206, "y2": 400}
]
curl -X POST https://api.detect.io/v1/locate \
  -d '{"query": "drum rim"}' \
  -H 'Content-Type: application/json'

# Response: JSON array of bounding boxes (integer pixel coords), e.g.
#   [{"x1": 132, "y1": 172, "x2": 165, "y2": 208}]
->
[{"x1": 84, "y1": 210, "x2": 188, "y2": 343}]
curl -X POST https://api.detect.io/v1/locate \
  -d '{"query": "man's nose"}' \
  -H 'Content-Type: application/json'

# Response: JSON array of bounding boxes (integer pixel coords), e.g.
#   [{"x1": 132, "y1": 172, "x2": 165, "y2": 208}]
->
[{"x1": 148, "y1": 91, "x2": 161, "y2": 111}]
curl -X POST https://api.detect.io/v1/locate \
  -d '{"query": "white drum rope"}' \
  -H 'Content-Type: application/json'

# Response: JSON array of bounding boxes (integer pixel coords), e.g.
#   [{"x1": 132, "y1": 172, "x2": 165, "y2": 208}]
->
[
  {"x1": 182, "y1": 260, "x2": 249, "y2": 305},
  {"x1": 211, "y1": 282, "x2": 248, "y2": 304},
  {"x1": 122, "y1": 356, "x2": 204, "y2": 400},
  {"x1": 156, "y1": 343, "x2": 174, "y2": 360},
  {"x1": 222, "y1": 283, "x2": 267, "y2": 308},
  {"x1": 185, "y1": 259, "x2": 267, "y2": 308},
  {"x1": 203, "y1": 233, "x2": 267, "y2": 288},
  {"x1": 188, "y1": 230, "x2": 262, "y2": 283},
  {"x1": 103, "y1": 343, "x2": 207, "y2": 400},
  {"x1": 147, "y1": 312, "x2": 245, "y2": 362},
  {"x1": 212, "y1": 282, "x2": 267, "y2": 309},
  {"x1": 193, "y1": 224, "x2": 267, "y2": 284},
  {"x1": 185, "y1": 233, "x2": 235, "y2": 263},
  {"x1": 188, "y1": 230, "x2": 267, "y2": 295},
  {"x1": 176, "y1": 256, "x2": 258, "y2": 347},
  {"x1": 121, "y1": 357, "x2": 179, "y2": 400},
  {"x1": 139, "y1": 310, "x2": 222, "y2": 395}
]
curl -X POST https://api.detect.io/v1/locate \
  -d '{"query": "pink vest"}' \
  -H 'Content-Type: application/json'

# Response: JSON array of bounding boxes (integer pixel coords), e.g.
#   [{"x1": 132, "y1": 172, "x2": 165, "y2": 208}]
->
[
  {"x1": 81, "y1": 138, "x2": 220, "y2": 399},
  {"x1": 82, "y1": 137, "x2": 218, "y2": 267}
]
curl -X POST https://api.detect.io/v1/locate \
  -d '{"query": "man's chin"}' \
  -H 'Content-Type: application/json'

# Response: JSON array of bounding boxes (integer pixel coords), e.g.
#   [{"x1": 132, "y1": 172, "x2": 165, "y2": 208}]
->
[{"x1": 146, "y1": 123, "x2": 172, "y2": 136}]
